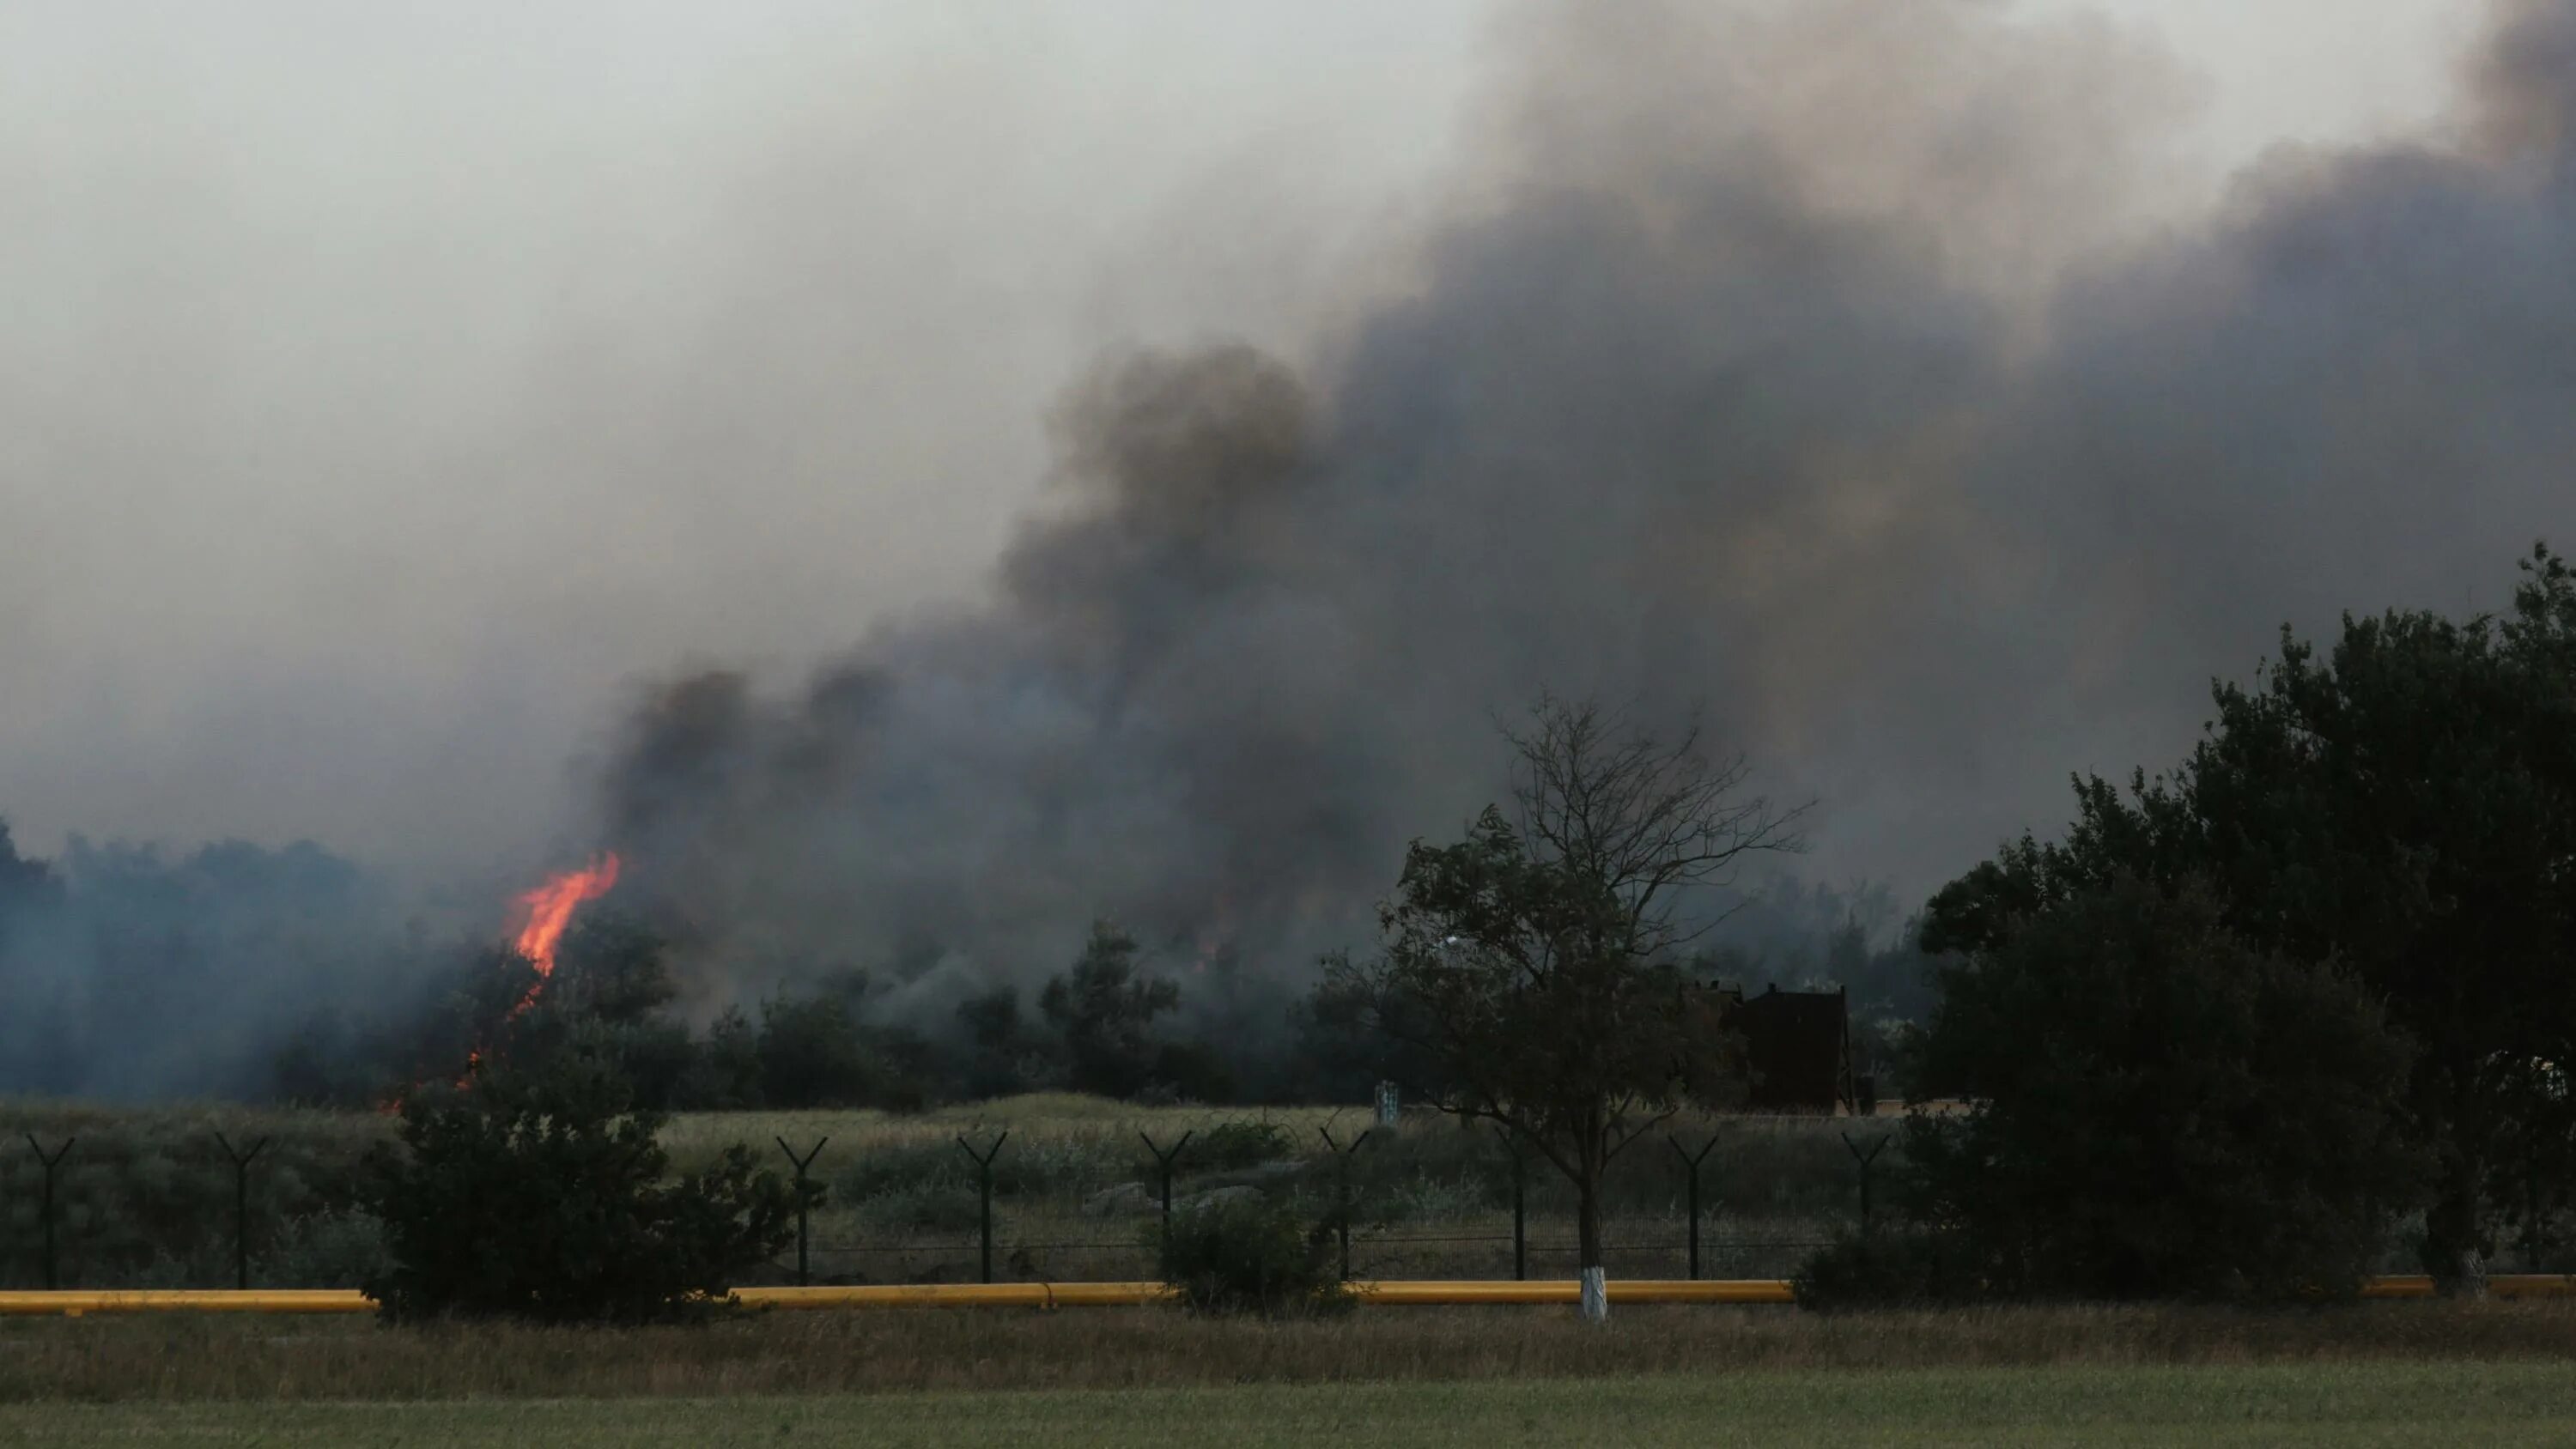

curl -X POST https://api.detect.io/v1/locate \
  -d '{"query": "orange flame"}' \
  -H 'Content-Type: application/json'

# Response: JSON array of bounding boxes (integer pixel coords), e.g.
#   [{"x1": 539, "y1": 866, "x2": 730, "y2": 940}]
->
[{"x1": 507, "y1": 852, "x2": 621, "y2": 1018}]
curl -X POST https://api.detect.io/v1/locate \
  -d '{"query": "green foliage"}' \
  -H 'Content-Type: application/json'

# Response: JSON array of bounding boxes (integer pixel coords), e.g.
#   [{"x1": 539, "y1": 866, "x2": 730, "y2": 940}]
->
[
  {"x1": 1328, "y1": 696, "x2": 1801, "y2": 1275},
  {"x1": 357, "y1": 1050, "x2": 802, "y2": 1323},
  {"x1": 1039, "y1": 922, "x2": 1182, "y2": 1099},
  {"x1": 1791, "y1": 1228, "x2": 1985, "y2": 1312},
  {"x1": 1155, "y1": 1195, "x2": 1350, "y2": 1316},
  {"x1": 753, "y1": 987, "x2": 935, "y2": 1111},
  {"x1": 1923, "y1": 544, "x2": 2576, "y2": 1287},
  {"x1": 683, "y1": 1007, "x2": 764, "y2": 1110},
  {"x1": 1195, "y1": 1120, "x2": 1297, "y2": 1171},
  {"x1": 0, "y1": 1102, "x2": 381, "y2": 1288},
  {"x1": 1906, "y1": 874, "x2": 2424, "y2": 1302},
  {"x1": 956, "y1": 985, "x2": 1048, "y2": 1099},
  {"x1": 548, "y1": 913, "x2": 680, "y2": 1025}
]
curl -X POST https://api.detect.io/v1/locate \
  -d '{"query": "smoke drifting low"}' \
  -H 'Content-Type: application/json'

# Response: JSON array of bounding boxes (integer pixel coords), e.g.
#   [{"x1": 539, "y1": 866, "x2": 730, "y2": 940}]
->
[
  {"x1": 599, "y1": 2, "x2": 2576, "y2": 1009},
  {"x1": 7, "y1": 3, "x2": 2575, "y2": 1098}
]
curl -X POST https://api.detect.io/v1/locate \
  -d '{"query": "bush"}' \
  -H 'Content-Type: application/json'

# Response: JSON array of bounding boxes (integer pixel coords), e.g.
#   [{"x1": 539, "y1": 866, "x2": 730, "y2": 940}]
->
[
  {"x1": 358, "y1": 1050, "x2": 804, "y2": 1323},
  {"x1": 1156, "y1": 1196, "x2": 1349, "y2": 1317},
  {"x1": 1791, "y1": 1228, "x2": 1986, "y2": 1312},
  {"x1": 262, "y1": 1208, "x2": 394, "y2": 1289},
  {"x1": 1905, "y1": 874, "x2": 2425, "y2": 1302},
  {"x1": 1194, "y1": 1120, "x2": 1296, "y2": 1172}
]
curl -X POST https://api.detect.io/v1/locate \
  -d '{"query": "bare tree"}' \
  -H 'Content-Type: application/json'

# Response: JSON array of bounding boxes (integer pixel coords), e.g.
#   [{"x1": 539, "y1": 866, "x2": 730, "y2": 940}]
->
[{"x1": 1326, "y1": 694, "x2": 1806, "y2": 1320}]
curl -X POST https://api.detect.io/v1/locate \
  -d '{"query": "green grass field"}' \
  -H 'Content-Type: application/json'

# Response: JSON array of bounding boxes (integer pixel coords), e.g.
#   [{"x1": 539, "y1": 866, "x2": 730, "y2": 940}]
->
[{"x1": 6, "y1": 1364, "x2": 2573, "y2": 1447}]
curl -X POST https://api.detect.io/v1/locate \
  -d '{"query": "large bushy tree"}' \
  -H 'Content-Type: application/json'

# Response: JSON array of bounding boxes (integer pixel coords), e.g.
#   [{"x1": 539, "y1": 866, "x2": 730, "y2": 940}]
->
[
  {"x1": 1327, "y1": 695, "x2": 1803, "y2": 1319},
  {"x1": 1923, "y1": 544, "x2": 2576, "y2": 1292},
  {"x1": 1039, "y1": 921, "x2": 1182, "y2": 1099},
  {"x1": 360, "y1": 1049, "x2": 800, "y2": 1323},
  {"x1": 1903, "y1": 873, "x2": 2422, "y2": 1301}
]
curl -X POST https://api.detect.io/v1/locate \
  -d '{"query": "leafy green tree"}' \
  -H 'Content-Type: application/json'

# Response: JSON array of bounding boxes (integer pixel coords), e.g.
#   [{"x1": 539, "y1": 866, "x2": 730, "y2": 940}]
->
[
  {"x1": 683, "y1": 1005, "x2": 765, "y2": 1109},
  {"x1": 1327, "y1": 695, "x2": 1802, "y2": 1319},
  {"x1": 1924, "y1": 545, "x2": 2576, "y2": 1293},
  {"x1": 956, "y1": 984, "x2": 1047, "y2": 1099},
  {"x1": 755, "y1": 991, "x2": 879, "y2": 1108},
  {"x1": 358, "y1": 1048, "x2": 799, "y2": 1323},
  {"x1": 547, "y1": 912, "x2": 680, "y2": 1024},
  {"x1": 1038, "y1": 922, "x2": 1181, "y2": 1098},
  {"x1": 1902, "y1": 873, "x2": 2421, "y2": 1301}
]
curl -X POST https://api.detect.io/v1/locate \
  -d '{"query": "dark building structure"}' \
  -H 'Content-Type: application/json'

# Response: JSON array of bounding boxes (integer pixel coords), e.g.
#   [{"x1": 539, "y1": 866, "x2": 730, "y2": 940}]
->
[{"x1": 1713, "y1": 983, "x2": 1866, "y2": 1114}]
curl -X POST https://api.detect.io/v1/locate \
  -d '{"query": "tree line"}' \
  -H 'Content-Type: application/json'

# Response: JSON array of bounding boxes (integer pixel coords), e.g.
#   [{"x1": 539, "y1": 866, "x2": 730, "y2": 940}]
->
[
  {"x1": 27, "y1": 545, "x2": 2576, "y2": 1323},
  {"x1": 1340, "y1": 543, "x2": 2576, "y2": 1312}
]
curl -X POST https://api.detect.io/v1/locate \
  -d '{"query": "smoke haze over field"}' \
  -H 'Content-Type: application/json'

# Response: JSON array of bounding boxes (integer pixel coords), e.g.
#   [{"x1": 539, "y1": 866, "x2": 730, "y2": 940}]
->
[
  {"x1": 7, "y1": 1, "x2": 2576, "y2": 1070},
  {"x1": 598, "y1": 0, "x2": 2576, "y2": 1003}
]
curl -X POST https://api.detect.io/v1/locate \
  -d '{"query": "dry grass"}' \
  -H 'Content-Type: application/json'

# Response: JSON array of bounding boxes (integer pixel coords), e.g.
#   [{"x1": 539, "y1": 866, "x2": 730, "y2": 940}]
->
[
  {"x1": 9, "y1": 1300, "x2": 2576, "y2": 1404},
  {"x1": 3, "y1": 1094, "x2": 1867, "y2": 1288}
]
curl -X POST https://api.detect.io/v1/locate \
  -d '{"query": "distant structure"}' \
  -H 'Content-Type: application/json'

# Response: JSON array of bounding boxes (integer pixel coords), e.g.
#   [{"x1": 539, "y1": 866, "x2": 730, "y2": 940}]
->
[{"x1": 1711, "y1": 983, "x2": 1868, "y2": 1115}]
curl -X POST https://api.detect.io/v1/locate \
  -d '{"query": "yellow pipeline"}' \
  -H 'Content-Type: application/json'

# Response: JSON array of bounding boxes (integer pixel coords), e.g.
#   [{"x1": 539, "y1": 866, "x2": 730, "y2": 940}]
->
[
  {"x1": 0, "y1": 1281, "x2": 1783, "y2": 1314},
  {"x1": 0, "y1": 1289, "x2": 370, "y2": 1316},
  {"x1": 3, "y1": 1276, "x2": 2568, "y2": 1315}
]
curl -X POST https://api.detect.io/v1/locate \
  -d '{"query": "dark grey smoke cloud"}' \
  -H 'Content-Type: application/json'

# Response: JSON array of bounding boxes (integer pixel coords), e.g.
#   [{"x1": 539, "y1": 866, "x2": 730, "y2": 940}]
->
[{"x1": 598, "y1": 0, "x2": 2576, "y2": 1011}]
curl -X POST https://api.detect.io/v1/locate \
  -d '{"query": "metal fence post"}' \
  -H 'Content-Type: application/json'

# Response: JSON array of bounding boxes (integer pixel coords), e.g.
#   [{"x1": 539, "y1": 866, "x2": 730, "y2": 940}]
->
[
  {"x1": 1318, "y1": 1125, "x2": 1372, "y2": 1282},
  {"x1": 25, "y1": 1136, "x2": 72, "y2": 1291},
  {"x1": 775, "y1": 1137, "x2": 829, "y2": 1287},
  {"x1": 1139, "y1": 1131, "x2": 1193, "y2": 1273},
  {"x1": 1843, "y1": 1131, "x2": 1888, "y2": 1240},
  {"x1": 956, "y1": 1133, "x2": 1009, "y2": 1284},
  {"x1": 1668, "y1": 1134, "x2": 1717, "y2": 1281},
  {"x1": 212, "y1": 1132, "x2": 270, "y2": 1291}
]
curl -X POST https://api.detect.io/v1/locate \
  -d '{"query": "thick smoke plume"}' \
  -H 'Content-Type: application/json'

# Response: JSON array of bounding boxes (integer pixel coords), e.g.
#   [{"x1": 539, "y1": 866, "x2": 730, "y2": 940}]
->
[
  {"x1": 599, "y1": 1, "x2": 2576, "y2": 1014},
  {"x1": 7, "y1": 2, "x2": 2574, "y2": 1096}
]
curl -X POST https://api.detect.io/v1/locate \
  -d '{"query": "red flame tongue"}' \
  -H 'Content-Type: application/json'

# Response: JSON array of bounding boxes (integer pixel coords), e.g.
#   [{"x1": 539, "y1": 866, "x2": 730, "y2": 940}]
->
[{"x1": 507, "y1": 852, "x2": 621, "y2": 1019}]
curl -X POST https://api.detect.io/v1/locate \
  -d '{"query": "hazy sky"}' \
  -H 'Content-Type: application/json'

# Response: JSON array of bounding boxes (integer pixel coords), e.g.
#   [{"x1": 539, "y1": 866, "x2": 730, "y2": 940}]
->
[{"x1": 0, "y1": 0, "x2": 2487, "y2": 884}]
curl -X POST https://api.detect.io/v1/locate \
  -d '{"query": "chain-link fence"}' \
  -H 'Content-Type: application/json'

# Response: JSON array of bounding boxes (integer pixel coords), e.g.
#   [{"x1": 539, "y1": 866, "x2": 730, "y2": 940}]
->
[{"x1": 1, "y1": 1113, "x2": 1892, "y2": 1291}]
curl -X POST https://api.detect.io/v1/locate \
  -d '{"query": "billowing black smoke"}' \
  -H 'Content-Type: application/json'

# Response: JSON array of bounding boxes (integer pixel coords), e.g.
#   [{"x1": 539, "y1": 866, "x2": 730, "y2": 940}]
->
[{"x1": 598, "y1": 1, "x2": 2576, "y2": 1012}]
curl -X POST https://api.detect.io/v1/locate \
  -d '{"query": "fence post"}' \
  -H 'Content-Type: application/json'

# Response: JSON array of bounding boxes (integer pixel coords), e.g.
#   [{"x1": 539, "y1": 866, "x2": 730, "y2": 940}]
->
[
  {"x1": 1493, "y1": 1127, "x2": 1527, "y2": 1281},
  {"x1": 956, "y1": 1133, "x2": 1009, "y2": 1284},
  {"x1": 1668, "y1": 1134, "x2": 1717, "y2": 1281},
  {"x1": 25, "y1": 1136, "x2": 72, "y2": 1291},
  {"x1": 1138, "y1": 1131, "x2": 1193, "y2": 1273},
  {"x1": 1318, "y1": 1125, "x2": 1373, "y2": 1282},
  {"x1": 1842, "y1": 1131, "x2": 1889, "y2": 1240},
  {"x1": 212, "y1": 1132, "x2": 270, "y2": 1291},
  {"x1": 775, "y1": 1137, "x2": 829, "y2": 1287}
]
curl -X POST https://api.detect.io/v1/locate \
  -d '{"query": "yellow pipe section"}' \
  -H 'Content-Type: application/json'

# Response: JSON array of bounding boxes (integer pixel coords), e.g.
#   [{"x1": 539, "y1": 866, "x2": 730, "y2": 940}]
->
[
  {"x1": 3, "y1": 1275, "x2": 2567, "y2": 1315},
  {"x1": 1352, "y1": 1279, "x2": 1796, "y2": 1306},
  {"x1": 0, "y1": 1289, "x2": 370, "y2": 1316}
]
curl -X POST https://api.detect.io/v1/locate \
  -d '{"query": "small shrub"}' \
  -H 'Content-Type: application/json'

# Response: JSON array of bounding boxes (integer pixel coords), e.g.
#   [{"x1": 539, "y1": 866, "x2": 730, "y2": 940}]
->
[
  {"x1": 263, "y1": 1208, "x2": 393, "y2": 1289},
  {"x1": 1194, "y1": 1120, "x2": 1296, "y2": 1172},
  {"x1": 1791, "y1": 1228, "x2": 1987, "y2": 1313},
  {"x1": 1376, "y1": 1172, "x2": 1479, "y2": 1223},
  {"x1": 1156, "y1": 1197, "x2": 1350, "y2": 1317}
]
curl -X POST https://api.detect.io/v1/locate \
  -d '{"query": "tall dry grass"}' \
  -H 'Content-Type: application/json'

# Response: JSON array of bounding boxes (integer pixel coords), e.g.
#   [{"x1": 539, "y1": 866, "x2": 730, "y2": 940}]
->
[{"x1": 3, "y1": 1094, "x2": 1870, "y2": 1288}]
